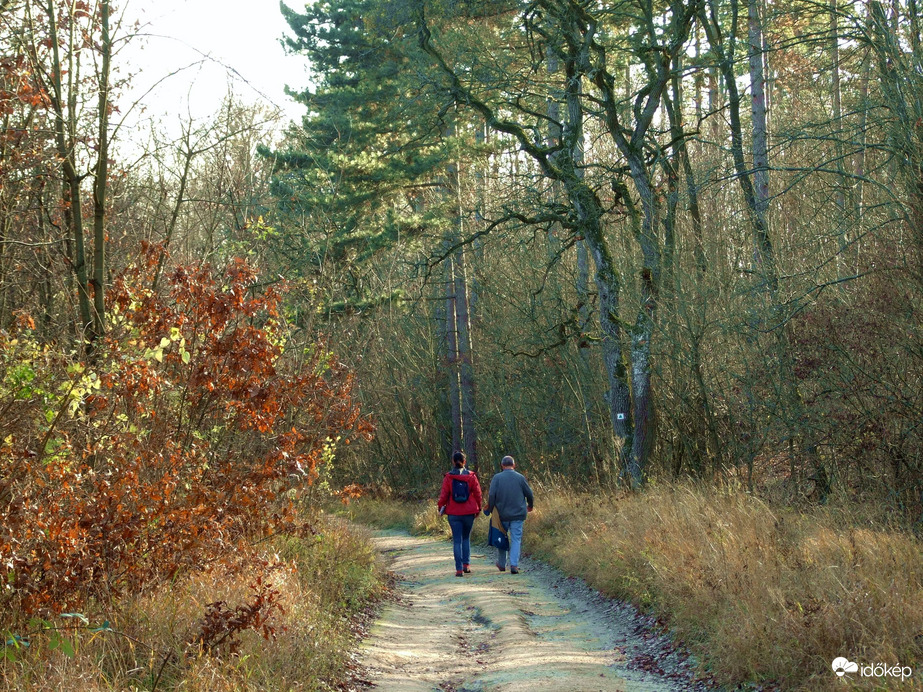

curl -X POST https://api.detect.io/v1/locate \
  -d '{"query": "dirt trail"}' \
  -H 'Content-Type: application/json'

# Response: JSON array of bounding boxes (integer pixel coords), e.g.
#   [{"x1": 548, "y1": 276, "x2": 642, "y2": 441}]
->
[{"x1": 357, "y1": 531, "x2": 706, "y2": 692}]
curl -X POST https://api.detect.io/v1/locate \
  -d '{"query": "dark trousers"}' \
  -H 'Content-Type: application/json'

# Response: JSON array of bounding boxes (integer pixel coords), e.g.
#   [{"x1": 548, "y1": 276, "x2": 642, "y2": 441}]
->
[{"x1": 447, "y1": 513, "x2": 475, "y2": 571}]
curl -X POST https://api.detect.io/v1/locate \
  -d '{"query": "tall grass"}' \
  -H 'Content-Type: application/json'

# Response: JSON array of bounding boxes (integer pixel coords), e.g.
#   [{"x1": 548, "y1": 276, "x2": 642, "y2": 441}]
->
[
  {"x1": 527, "y1": 484, "x2": 923, "y2": 690},
  {"x1": 1, "y1": 514, "x2": 385, "y2": 691}
]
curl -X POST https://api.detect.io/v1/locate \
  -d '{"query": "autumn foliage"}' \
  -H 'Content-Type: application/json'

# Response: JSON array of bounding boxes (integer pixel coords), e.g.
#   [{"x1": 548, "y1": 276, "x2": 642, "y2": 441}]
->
[{"x1": 0, "y1": 249, "x2": 371, "y2": 619}]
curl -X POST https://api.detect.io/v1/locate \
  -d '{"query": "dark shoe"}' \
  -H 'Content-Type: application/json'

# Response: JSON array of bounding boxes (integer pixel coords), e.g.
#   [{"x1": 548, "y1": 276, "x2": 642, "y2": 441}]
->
[
  {"x1": 496, "y1": 563, "x2": 506, "y2": 572},
  {"x1": 456, "y1": 570, "x2": 464, "y2": 577},
  {"x1": 463, "y1": 564, "x2": 471, "y2": 573},
  {"x1": 510, "y1": 567, "x2": 519, "y2": 574}
]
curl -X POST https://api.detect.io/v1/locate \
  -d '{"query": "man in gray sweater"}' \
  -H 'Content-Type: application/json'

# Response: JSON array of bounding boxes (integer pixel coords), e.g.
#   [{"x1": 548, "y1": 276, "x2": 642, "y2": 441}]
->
[{"x1": 483, "y1": 455, "x2": 534, "y2": 574}]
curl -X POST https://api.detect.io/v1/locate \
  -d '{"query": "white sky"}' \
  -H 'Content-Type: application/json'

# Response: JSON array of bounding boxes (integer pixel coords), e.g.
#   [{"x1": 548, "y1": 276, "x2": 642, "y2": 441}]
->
[{"x1": 115, "y1": 0, "x2": 308, "y2": 139}]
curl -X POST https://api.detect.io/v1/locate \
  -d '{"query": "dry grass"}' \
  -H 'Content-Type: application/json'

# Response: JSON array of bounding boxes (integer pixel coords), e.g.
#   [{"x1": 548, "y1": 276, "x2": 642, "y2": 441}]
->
[
  {"x1": 1, "y1": 514, "x2": 385, "y2": 691},
  {"x1": 342, "y1": 497, "x2": 436, "y2": 534},
  {"x1": 526, "y1": 483, "x2": 923, "y2": 690}
]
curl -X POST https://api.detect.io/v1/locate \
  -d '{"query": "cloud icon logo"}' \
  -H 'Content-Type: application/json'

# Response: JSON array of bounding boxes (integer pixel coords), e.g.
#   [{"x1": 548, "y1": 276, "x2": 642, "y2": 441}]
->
[{"x1": 832, "y1": 657, "x2": 859, "y2": 677}]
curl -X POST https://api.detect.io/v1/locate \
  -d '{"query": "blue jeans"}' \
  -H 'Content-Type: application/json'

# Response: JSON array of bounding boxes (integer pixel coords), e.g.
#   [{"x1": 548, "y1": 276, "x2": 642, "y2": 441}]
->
[
  {"x1": 447, "y1": 514, "x2": 475, "y2": 571},
  {"x1": 496, "y1": 519, "x2": 524, "y2": 568}
]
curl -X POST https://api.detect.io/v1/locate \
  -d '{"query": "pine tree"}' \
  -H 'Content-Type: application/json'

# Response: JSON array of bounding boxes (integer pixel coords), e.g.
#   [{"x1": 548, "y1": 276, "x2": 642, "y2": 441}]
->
[{"x1": 267, "y1": 0, "x2": 452, "y2": 276}]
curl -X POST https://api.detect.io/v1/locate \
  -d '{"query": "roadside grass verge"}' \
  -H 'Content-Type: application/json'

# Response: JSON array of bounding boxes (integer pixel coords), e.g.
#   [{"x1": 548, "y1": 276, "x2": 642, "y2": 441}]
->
[
  {"x1": 345, "y1": 485, "x2": 923, "y2": 691},
  {"x1": 1, "y1": 514, "x2": 385, "y2": 691},
  {"x1": 530, "y1": 485, "x2": 923, "y2": 691}
]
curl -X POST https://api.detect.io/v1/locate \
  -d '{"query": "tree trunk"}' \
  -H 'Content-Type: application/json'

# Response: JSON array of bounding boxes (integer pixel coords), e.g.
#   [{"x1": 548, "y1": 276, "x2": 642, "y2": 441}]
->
[
  {"x1": 91, "y1": 0, "x2": 111, "y2": 337},
  {"x1": 748, "y1": 0, "x2": 770, "y2": 242},
  {"x1": 0, "y1": 201, "x2": 9, "y2": 328},
  {"x1": 579, "y1": 214, "x2": 633, "y2": 472},
  {"x1": 663, "y1": 58, "x2": 717, "y2": 476},
  {"x1": 469, "y1": 122, "x2": 486, "y2": 319},
  {"x1": 593, "y1": 60, "x2": 683, "y2": 486},
  {"x1": 562, "y1": 42, "x2": 634, "y2": 469},
  {"x1": 454, "y1": 243, "x2": 477, "y2": 470},
  {"x1": 445, "y1": 253, "x2": 462, "y2": 456},
  {"x1": 555, "y1": 46, "x2": 597, "y2": 470},
  {"x1": 869, "y1": 0, "x2": 923, "y2": 287},
  {"x1": 829, "y1": 0, "x2": 850, "y2": 276},
  {"x1": 445, "y1": 118, "x2": 477, "y2": 466},
  {"x1": 854, "y1": 47, "x2": 870, "y2": 231},
  {"x1": 701, "y1": 0, "x2": 779, "y2": 289},
  {"x1": 152, "y1": 136, "x2": 194, "y2": 292},
  {"x1": 561, "y1": 33, "x2": 634, "y2": 479},
  {"x1": 42, "y1": 0, "x2": 93, "y2": 339},
  {"x1": 623, "y1": 155, "x2": 659, "y2": 487}
]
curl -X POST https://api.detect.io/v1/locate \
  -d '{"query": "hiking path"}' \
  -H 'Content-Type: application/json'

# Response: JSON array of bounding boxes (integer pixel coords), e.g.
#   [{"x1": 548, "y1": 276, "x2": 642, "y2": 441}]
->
[{"x1": 353, "y1": 530, "x2": 714, "y2": 692}]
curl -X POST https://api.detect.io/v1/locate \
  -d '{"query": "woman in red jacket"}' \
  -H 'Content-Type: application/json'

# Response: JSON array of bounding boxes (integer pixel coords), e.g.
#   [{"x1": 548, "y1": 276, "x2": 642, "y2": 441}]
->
[{"x1": 438, "y1": 451, "x2": 483, "y2": 576}]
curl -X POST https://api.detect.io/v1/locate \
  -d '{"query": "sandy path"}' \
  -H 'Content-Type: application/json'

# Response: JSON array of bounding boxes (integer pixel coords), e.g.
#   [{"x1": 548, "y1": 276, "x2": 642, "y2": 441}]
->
[{"x1": 357, "y1": 531, "x2": 704, "y2": 692}]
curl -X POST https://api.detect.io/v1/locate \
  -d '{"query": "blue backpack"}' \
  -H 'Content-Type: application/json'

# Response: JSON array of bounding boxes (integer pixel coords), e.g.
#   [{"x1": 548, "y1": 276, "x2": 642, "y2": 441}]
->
[{"x1": 451, "y1": 470, "x2": 470, "y2": 503}]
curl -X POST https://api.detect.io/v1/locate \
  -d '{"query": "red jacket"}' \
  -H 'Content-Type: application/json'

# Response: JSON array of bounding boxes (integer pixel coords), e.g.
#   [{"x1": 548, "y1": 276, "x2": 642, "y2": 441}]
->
[{"x1": 438, "y1": 470, "x2": 482, "y2": 516}]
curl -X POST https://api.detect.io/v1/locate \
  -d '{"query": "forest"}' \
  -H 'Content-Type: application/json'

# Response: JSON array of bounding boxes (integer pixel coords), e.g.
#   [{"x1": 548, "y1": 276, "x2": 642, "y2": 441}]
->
[{"x1": 1, "y1": 0, "x2": 922, "y2": 689}]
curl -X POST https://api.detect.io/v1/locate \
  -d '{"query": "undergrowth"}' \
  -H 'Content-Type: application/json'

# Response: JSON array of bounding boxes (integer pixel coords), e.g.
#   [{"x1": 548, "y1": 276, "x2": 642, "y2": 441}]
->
[{"x1": 1, "y1": 513, "x2": 385, "y2": 691}]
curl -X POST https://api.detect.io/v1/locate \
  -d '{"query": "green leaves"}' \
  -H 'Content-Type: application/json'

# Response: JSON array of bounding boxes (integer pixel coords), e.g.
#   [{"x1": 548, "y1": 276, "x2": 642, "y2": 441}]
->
[
  {"x1": 47, "y1": 630, "x2": 75, "y2": 658},
  {"x1": 4, "y1": 633, "x2": 29, "y2": 648},
  {"x1": 2, "y1": 615, "x2": 99, "y2": 662}
]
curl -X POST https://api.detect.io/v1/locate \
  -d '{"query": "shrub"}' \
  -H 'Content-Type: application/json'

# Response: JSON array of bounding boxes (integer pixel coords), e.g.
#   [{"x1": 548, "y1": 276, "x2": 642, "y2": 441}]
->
[
  {"x1": 0, "y1": 251, "x2": 372, "y2": 621},
  {"x1": 0, "y1": 516, "x2": 386, "y2": 690}
]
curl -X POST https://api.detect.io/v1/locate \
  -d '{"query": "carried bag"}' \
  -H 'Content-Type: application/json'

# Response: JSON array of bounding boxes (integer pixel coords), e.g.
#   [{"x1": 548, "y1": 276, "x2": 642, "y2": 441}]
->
[
  {"x1": 451, "y1": 470, "x2": 470, "y2": 503},
  {"x1": 487, "y1": 512, "x2": 509, "y2": 551}
]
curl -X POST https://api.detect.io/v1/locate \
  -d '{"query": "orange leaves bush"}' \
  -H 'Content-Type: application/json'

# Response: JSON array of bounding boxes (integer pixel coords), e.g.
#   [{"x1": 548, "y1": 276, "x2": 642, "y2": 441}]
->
[
  {"x1": 0, "y1": 251, "x2": 372, "y2": 619},
  {"x1": 192, "y1": 577, "x2": 284, "y2": 656}
]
